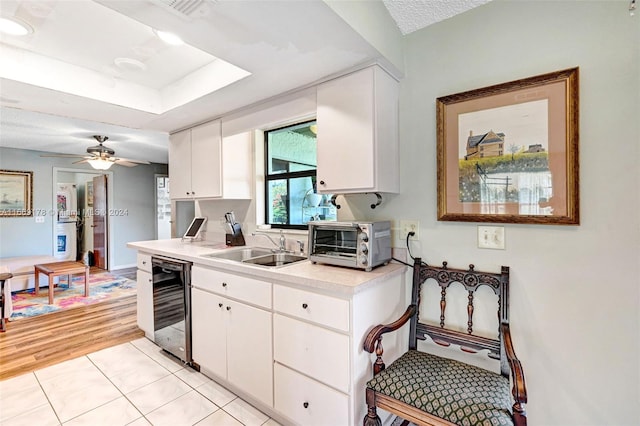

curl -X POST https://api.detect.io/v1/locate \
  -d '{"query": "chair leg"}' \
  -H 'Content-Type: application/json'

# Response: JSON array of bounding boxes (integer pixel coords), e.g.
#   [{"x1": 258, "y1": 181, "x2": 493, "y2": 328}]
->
[
  {"x1": 512, "y1": 399, "x2": 527, "y2": 426},
  {"x1": 513, "y1": 410, "x2": 527, "y2": 426},
  {"x1": 363, "y1": 388, "x2": 382, "y2": 426},
  {"x1": 363, "y1": 407, "x2": 381, "y2": 426}
]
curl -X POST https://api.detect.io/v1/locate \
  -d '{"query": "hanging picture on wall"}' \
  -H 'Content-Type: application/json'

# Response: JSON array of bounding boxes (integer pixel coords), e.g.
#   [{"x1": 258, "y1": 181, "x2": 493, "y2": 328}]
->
[
  {"x1": 0, "y1": 170, "x2": 34, "y2": 217},
  {"x1": 436, "y1": 67, "x2": 579, "y2": 225},
  {"x1": 86, "y1": 181, "x2": 94, "y2": 207}
]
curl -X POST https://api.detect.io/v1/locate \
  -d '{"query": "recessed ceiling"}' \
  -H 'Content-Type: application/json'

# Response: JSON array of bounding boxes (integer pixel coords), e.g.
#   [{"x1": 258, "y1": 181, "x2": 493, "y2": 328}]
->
[
  {"x1": 0, "y1": 0, "x2": 250, "y2": 115},
  {"x1": 0, "y1": 0, "x2": 491, "y2": 164}
]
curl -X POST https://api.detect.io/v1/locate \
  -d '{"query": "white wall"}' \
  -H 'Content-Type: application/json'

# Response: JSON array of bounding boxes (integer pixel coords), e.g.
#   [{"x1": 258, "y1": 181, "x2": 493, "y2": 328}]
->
[
  {"x1": 354, "y1": 1, "x2": 637, "y2": 424},
  {"x1": 0, "y1": 147, "x2": 168, "y2": 269}
]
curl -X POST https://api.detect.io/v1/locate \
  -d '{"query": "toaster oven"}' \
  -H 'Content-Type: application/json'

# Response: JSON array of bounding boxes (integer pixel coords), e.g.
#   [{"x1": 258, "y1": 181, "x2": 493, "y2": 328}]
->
[{"x1": 308, "y1": 221, "x2": 392, "y2": 271}]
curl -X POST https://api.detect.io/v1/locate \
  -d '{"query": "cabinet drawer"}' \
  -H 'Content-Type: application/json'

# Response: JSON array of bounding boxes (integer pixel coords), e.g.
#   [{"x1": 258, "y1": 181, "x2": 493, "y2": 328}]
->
[
  {"x1": 192, "y1": 266, "x2": 271, "y2": 309},
  {"x1": 274, "y1": 284, "x2": 349, "y2": 331},
  {"x1": 274, "y1": 314, "x2": 349, "y2": 393},
  {"x1": 137, "y1": 253, "x2": 152, "y2": 272},
  {"x1": 275, "y1": 363, "x2": 348, "y2": 426}
]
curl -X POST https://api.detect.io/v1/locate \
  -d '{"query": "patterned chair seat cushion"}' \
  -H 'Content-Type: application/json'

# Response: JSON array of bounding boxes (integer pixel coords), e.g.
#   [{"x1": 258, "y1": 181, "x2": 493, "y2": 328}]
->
[{"x1": 366, "y1": 350, "x2": 513, "y2": 426}]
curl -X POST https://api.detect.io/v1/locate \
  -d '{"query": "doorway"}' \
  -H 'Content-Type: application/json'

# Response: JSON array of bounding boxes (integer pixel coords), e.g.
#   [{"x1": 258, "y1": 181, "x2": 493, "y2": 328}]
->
[
  {"x1": 53, "y1": 168, "x2": 114, "y2": 270},
  {"x1": 156, "y1": 175, "x2": 171, "y2": 239}
]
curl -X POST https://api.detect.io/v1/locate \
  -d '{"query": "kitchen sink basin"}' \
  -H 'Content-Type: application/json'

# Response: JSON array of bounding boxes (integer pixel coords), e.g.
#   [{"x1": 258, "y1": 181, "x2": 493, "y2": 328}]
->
[
  {"x1": 202, "y1": 247, "x2": 273, "y2": 262},
  {"x1": 202, "y1": 247, "x2": 307, "y2": 268},
  {"x1": 242, "y1": 253, "x2": 307, "y2": 267}
]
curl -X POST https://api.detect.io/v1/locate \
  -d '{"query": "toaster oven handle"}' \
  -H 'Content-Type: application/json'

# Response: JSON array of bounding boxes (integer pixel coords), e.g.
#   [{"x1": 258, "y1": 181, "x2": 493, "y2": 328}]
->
[{"x1": 311, "y1": 222, "x2": 359, "y2": 229}]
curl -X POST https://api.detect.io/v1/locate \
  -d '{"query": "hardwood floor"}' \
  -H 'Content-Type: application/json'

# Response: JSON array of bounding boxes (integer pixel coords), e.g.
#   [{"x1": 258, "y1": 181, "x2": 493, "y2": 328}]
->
[{"x1": 0, "y1": 294, "x2": 143, "y2": 381}]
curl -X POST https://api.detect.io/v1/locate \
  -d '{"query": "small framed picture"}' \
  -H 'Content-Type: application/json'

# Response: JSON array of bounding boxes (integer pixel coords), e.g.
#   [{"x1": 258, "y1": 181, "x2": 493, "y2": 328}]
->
[{"x1": 0, "y1": 170, "x2": 33, "y2": 217}]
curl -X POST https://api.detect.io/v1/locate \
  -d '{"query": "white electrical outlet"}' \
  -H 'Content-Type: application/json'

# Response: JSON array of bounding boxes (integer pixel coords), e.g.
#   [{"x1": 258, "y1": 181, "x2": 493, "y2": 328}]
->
[
  {"x1": 477, "y1": 226, "x2": 505, "y2": 250},
  {"x1": 399, "y1": 220, "x2": 420, "y2": 241},
  {"x1": 35, "y1": 216, "x2": 45, "y2": 223}
]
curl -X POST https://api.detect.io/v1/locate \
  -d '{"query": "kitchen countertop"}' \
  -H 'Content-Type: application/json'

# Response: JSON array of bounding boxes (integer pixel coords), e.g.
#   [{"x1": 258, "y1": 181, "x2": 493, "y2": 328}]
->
[{"x1": 127, "y1": 238, "x2": 407, "y2": 295}]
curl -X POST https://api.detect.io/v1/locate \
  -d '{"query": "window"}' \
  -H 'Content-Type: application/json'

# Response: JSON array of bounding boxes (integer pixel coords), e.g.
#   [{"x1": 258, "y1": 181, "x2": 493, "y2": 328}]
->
[{"x1": 264, "y1": 120, "x2": 336, "y2": 228}]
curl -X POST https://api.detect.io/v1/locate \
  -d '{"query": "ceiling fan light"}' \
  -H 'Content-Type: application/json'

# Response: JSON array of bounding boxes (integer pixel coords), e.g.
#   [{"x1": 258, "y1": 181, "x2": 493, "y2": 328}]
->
[{"x1": 88, "y1": 158, "x2": 114, "y2": 170}]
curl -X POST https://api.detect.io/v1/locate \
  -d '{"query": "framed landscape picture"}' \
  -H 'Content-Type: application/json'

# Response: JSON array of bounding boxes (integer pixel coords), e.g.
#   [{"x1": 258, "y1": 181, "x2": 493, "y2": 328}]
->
[
  {"x1": 436, "y1": 68, "x2": 579, "y2": 225},
  {"x1": 0, "y1": 170, "x2": 34, "y2": 217}
]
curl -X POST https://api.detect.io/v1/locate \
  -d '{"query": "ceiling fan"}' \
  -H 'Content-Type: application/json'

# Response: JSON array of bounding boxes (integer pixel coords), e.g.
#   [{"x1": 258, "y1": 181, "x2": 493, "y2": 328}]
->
[{"x1": 41, "y1": 135, "x2": 151, "y2": 170}]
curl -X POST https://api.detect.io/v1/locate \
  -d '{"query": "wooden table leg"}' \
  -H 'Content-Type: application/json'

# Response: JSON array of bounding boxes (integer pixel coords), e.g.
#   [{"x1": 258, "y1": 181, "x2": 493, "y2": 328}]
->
[
  {"x1": 34, "y1": 267, "x2": 40, "y2": 295},
  {"x1": 84, "y1": 266, "x2": 89, "y2": 297},
  {"x1": 48, "y1": 273, "x2": 54, "y2": 305}
]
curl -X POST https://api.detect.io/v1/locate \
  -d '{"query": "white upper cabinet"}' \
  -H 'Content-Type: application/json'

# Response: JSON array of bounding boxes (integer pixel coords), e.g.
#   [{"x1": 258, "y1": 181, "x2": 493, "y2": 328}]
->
[
  {"x1": 168, "y1": 128, "x2": 193, "y2": 199},
  {"x1": 169, "y1": 120, "x2": 251, "y2": 200},
  {"x1": 316, "y1": 65, "x2": 399, "y2": 194}
]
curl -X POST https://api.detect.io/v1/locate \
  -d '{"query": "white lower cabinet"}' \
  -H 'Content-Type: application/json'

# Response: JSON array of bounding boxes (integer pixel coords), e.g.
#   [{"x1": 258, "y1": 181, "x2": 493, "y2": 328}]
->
[
  {"x1": 191, "y1": 288, "x2": 227, "y2": 378},
  {"x1": 191, "y1": 266, "x2": 273, "y2": 408},
  {"x1": 141, "y1": 257, "x2": 408, "y2": 426},
  {"x1": 136, "y1": 253, "x2": 153, "y2": 339},
  {"x1": 273, "y1": 285, "x2": 352, "y2": 425},
  {"x1": 274, "y1": 363, "x2": 349, "y2": 426},
  {"x1": 226, "y1": 298, "x2": 273, "y2": 406}
]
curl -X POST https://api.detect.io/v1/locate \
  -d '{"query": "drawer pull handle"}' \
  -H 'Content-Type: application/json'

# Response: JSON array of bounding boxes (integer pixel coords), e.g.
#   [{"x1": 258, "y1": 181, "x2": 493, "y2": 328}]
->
[
  {"x1": 226, "y1": 306, "x2": 231, "y2": 311},
  {"x1": 303, "y1": 402, "x2": 309, "y2": 409},
  {"x1": 142, "y1": 261, "x2": 146, "y2": 265},
  {"x1": 302, "y1": 303, "x2": 308, "y2": 309},
  {"x1": 222, "y1": 282, "x2": 227, "y2": 287},
  {"x1": 218, "y1": 303, "x2": 223, "y2": 308}
]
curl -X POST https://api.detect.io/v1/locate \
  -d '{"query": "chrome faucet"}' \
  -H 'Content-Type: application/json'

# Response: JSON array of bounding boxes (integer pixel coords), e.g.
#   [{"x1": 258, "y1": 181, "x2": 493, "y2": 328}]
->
[{"x1": 252, "y1": 230, "x2": 287, "y2": 252}]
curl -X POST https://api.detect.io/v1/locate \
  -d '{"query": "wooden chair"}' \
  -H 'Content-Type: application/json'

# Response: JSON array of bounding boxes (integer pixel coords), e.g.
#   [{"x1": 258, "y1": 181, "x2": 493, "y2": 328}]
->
[{"x1": 362, "y1": 258, "x2": 527, "y2": 426}]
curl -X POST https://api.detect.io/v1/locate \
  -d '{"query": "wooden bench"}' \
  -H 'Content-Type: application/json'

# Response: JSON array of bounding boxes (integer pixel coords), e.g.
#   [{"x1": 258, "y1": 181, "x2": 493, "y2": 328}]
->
[
  {"x1": 0, "y1": 273, "x2": 12, "y2": 332},
  {"x1": 362, "y1": 258, "x2": 527, "y2": 426},
  {"x1": 0, "y1": 255, "x2": 58, "y2": 318}
]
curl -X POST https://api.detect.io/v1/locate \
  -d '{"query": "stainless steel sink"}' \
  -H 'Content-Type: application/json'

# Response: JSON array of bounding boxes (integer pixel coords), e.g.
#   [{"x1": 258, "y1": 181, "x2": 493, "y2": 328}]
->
[
  {"x1": 242, "y1": 253, "x2": 307, "y2": 267},
  {"x1": 202, "y1": 247, "x2": 273, "y2": 262},
  {"x1": 202, "y1": 247, "x2": 307, "y2": 268}
]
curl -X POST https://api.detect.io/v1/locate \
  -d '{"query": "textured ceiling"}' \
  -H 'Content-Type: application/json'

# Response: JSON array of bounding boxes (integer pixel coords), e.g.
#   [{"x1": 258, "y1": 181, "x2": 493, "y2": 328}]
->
[{"x1": 383, "y1": 0, "x2": 492, "y2": 35}]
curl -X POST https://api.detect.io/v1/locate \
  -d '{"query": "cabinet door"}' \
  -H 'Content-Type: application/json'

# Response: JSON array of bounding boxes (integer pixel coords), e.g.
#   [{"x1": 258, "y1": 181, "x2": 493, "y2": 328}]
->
[
  {"x1": 136, "y1": 270, "x2": 153, "y2": 339},
  {"x1": 191, "y1": 288, "x2": 227, "y2": 379},
  {"x1": 168, "y1": 129, "x2": 192, "y2": 199},
  {"x1": 221, "y1": 132, "x2": 252, "y2": 199},
  {"x1": 317, "y1": 67, "x2": 375, "y2": 193},
  {"x1": 191, "y1": 120, "x2": 222, "y2": 198},
  {"x1": 227, "y1": 299, "x2": 273, "y2": 407}
]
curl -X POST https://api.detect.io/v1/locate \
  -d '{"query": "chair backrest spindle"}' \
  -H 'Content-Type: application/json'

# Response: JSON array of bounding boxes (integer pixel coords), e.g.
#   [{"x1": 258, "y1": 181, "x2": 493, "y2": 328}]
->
[{"x1": 409, "y1": 258, "x2": 511, "y2": 377}]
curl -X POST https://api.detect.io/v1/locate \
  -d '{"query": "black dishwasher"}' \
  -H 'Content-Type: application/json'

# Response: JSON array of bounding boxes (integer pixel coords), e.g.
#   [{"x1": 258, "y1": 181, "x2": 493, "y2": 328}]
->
[{"x1": 151, "y1": 255, "x2": 192, "y2": 365}]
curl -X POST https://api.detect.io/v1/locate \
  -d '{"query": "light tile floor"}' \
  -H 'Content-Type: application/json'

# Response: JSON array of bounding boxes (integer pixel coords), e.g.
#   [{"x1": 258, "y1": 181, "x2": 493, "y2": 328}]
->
[{"x1": 0, "y1": 337, "x2": 282, "y2": 426}]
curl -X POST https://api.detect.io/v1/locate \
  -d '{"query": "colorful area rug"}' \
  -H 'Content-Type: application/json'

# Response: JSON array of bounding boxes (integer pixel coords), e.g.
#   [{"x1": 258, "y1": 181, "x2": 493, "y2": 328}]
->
[{"x1": 10, "y1": 272, "x2": 136, "y2": 321}]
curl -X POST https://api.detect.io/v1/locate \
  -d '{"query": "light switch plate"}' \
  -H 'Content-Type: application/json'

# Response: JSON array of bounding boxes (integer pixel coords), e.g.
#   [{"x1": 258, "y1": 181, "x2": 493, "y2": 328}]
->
[{"x1": 477, "y1": 226, "x2": 505, "y2": 250}]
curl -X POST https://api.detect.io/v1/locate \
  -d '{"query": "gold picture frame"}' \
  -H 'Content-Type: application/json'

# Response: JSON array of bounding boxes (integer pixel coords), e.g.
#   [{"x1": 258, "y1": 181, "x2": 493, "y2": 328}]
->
[
  {"x1": 437, "y1": 67, "x2": 579, "y2": 225},
  {"x1": 0, "y1": 170, "x2": 34, "y2": 217}
]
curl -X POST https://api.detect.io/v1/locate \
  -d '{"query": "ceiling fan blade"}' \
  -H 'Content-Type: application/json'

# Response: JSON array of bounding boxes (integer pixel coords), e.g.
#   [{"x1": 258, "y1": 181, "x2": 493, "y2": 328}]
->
[
  {"x1": 113, "y1": 160, "x2": 137, "y2": 167},
  {"x1": 73, "y1": 159, "x2": 91, "y2": 164},
  {"x1": 40, "y1": 153, "x2": 87, "y2": 158},
  {"x1": 114, "y1": 157, "x2": 150, "y2": 165}
]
